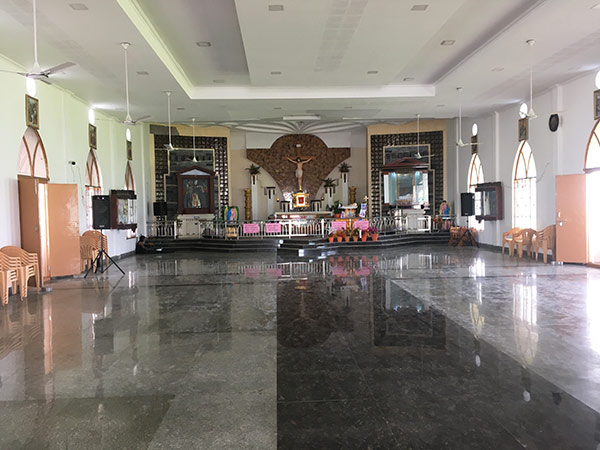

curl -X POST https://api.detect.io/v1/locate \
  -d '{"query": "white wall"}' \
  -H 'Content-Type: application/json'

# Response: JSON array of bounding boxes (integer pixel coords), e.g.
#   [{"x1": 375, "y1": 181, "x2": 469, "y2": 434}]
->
[
  {"x1": 0, "y1": 54, "x2": 149, "y2": 257},
  {"x1": 448, "y1": 72, "x2": 596, "y2": 247}
]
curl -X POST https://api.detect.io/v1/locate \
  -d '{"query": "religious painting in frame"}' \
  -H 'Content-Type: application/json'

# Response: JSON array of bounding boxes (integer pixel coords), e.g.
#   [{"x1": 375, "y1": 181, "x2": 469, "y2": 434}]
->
[
  {"x1": 89, "y1": 124, "x2": 97, "y2": 149},
  {"x1": 594, "y1": 89, "x2": 600, "y2": 120},
  {"x1": 518, "y1": 118, "x2": 529, "y2": 142},
  {"x1": 25, "y1": 94, "x2": 39, "y2": 129},
  {"x1": 177, "y1": 167, "x2": 215, "y2": 214},
  {"x1": 127, "y1": 140, "x2": 132, "y2": 160}
]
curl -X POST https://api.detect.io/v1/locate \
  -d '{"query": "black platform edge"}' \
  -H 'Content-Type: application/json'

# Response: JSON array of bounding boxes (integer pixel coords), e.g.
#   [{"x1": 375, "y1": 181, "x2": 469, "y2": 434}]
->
[
  {"x1": 277, "y1": 232, "x2": 451, "y2": 253},
  {"x1": 146, "y1": 237, "x2": 280, "y2": 253}
]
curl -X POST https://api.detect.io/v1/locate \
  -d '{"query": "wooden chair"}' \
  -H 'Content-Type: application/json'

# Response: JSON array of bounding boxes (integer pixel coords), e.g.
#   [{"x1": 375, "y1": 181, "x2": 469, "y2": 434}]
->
[
  {"x1": 0, "y1": 253, "x2": 22, "y2": 304},
  {"x1": 533, "y1": 225, "x2": 556, "y2": 263},
  {"x1": 448, "y1": 226, "x2": 461, "y2": 246},
  {"x1": 514, "y1": 228, "x2": 537, "y2": 258},
  {"x1": 82, "y1": 230, "x2": 109, "y2": 269},
  {"x1": 0, "y1": 246, "x2": 41, "y2": 296},
  {"x1": 502, "y1": 228, "x2": 521, "y2": 256}
]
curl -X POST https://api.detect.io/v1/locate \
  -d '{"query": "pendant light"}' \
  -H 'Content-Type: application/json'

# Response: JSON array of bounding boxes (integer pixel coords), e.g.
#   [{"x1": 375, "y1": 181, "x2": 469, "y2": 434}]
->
[
  {"x1": 164, "y1": 91, "x2": 174, "y2": 151},
  {"x1": 192, "y1": 117, "x2": 198, "y2": 163},
  {"x1": 526, "y1": 39, "x2": 538, "y2": 120}
]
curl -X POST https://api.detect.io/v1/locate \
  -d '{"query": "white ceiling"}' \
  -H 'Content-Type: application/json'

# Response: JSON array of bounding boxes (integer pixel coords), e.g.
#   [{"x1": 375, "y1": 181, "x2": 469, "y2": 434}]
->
[{"x1": 1, "y1": 0, "x2": 600, "y2": 124}]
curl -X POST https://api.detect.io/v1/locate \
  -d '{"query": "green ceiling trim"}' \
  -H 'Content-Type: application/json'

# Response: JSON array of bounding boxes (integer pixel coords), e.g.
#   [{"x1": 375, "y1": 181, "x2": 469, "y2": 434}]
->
[{"x1": 116, "y1": 0, "x2": 194, "y2": 96}]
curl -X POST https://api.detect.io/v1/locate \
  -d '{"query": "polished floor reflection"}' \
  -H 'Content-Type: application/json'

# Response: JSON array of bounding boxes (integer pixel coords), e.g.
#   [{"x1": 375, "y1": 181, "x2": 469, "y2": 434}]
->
[{"x1": 0, "y1": 247, "x2": 599, "y2": 448}]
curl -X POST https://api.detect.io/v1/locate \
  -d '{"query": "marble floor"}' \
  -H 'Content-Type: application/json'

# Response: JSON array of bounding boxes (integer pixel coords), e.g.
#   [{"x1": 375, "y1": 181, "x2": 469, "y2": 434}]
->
[{"x1": 0, "y1": 246, "x2": 599, "y2": 449}]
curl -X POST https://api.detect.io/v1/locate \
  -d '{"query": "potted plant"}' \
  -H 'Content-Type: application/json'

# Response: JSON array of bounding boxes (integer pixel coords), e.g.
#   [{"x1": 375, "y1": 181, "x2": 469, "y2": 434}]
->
[
  {"x1": 361, "y1": 228, "x2": 368, "y2": 241},
  {"x1": 368, "y1": 226, "x2": 379, "y2": 241},
  {"x1": 344, "y1": 227, "x2": 352, "y2": 242},
  {"x1": 338, "y1": 162, "x2": 351, "y2": 173},
  {"x1": 323, "y1": 177, "x2": 337, "y2": 188},
  {"x1": 335, "y1": 229, "x2": 345, "y2": 243},
  {"x1": 351, "y1": 226, "x2": 359, "y2": 242},
  {"x1": 328, "y1": 231, "x2": 335, "y2": 243},
  {"x1": 246, "y1": 164, "x2": 261, "y2": 175},
  {"x1": 328, "y1": 200, "x2": 343, "y2": 218}
]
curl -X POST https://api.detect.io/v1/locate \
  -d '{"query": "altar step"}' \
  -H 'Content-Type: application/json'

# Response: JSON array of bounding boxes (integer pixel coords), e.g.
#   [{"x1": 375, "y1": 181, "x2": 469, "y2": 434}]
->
[
  {"x1": 278, "y1": 232, "x2": 450, "y2": 254},
  {"x1": 145, "y1": 237, "x2": 279, "y2": 253}
]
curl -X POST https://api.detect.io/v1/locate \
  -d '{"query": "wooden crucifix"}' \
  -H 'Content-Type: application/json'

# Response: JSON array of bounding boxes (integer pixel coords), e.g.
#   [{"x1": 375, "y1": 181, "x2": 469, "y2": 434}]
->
[{"x1": 287, "y1": 143, "x2": 314, "y2": 192}]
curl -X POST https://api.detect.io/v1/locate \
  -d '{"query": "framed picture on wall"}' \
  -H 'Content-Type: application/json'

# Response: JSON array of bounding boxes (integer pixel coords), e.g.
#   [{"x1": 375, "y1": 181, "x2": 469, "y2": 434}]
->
[
  {"x1": 89, "y1": 124, "x2": 97, "y2": 149},
  {"x1": 594, "y1": 89, "x2": 600, "y2": 120},
  {"x1": 127, "y1": 140, "x2": 132, "y2": 160},
  {"x1": 518, "y1": 118, "x2": 529, "y2": 142},
  {"x1": 25, "y1": 94, "x2": 39, "y2": 129}
]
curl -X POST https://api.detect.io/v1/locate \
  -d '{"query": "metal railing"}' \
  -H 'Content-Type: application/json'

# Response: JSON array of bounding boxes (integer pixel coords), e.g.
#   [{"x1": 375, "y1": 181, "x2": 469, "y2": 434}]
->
[{"x1": 146, "y1": 215, "x2": 432, "y2": 240}]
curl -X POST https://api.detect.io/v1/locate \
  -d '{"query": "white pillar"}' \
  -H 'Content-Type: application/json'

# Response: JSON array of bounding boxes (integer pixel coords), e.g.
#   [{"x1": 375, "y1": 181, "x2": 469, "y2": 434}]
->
[
  {"x1": 265, "y1": 186, "x2": 276, "y2": 217},
  {"x1": 341, "y1": 172, "x2": 349, "y2": 204},
  {"x1": 251, "y1": 174, "x2": 259, "y2": 220},
  {"x1": 326, "y1": 187, "x2": 335, "y2": 208}
]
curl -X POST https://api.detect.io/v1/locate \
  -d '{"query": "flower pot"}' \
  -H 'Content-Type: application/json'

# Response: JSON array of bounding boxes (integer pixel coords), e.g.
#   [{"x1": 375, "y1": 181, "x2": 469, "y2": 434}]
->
[
  {"x1": 328, "y1": 236, "x2": 334, "y2": 243},
  {"x1": 336, "y1": 236, "x2": 343, "y2": 243},
  {"x1": 352, "y1": 236, "x2": 358, "y2": 242},
  {"x1": 334, "y1": 213, "x2": 341, "y2": 219},
  {"x1": 361, "y1": 233, "x2": 368, "y2": 242},
  {"x1": 371, "y1": 234, "x2": 379, "y2": 242},
  {"x1": 344, "y1": 236, "x2": 350, "y2": 242}
]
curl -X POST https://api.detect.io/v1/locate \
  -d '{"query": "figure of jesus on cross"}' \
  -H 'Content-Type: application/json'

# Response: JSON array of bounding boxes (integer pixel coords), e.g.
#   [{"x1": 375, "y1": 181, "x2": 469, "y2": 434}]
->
[{"x1": 287, "y1": 144, "x2": 314, "y2": 192}]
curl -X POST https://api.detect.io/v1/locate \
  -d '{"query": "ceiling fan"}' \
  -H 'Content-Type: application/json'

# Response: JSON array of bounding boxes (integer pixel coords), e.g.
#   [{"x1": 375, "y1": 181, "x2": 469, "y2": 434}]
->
[
  {"x1": 456, "y1": 87, "x2": 481, "y2": 148},
  {"x1": 164, "y1": 91, "x2": 174, "y2": 151},
  {"x1": 524, "y1": 39, "x2": 538, "y2": 120},
  {"x1": 120, "y1": 42, "x2": 151, "y2": 125},
  {"x1": 0, "y1": 0, "x2": 75, "y2": 84},
  {"x1": 414, "y1": 113, "x2": 435, "y2": 160}
]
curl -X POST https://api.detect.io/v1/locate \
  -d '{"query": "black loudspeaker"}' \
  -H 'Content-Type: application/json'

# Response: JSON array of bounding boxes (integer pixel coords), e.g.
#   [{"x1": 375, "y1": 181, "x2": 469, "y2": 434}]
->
[
  {"x1": 153, "y1": 201, "x2": 168, "y2": 216},
  {"x1": 461, "y1": 193, "x2": 475, "y2": 217},
  {"x1": 92, "y1": 195, "x2": 111, "y2": 229}
]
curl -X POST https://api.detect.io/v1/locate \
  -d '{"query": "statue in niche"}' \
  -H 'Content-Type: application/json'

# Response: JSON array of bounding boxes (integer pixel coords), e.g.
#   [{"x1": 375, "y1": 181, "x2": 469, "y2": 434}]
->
[{"x1": 287, "y1": 144, "x2": 314, "y2": 192}]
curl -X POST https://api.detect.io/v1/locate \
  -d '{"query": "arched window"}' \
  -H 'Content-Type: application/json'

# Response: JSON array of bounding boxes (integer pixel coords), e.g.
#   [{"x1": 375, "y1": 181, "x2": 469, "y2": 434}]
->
[
  {"x1": 513, "y1": 141, "x2": 537, "y2": 229},
  {"x1": 585, "y1": 121, "x2": 600, "y2": 171},
  {"x1": 468, "y1": 154, "x2": 484, "y2": 230},
  {"x1": 85, "y1": 149, "x2": 103, "y2": 230},
  {"x1": 586, "y1": 121, "x2": 600, "y2": 265},
  {"x1": 18, "y1": 127, "x2": 49, "y2": 179}
]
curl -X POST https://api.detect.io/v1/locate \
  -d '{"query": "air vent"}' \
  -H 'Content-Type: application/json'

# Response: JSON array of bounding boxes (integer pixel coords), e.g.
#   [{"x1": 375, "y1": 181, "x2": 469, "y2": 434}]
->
[
  {"x1": 411, "y1": 4, "x2": 428, "y2": 11},
  {"x1": 69, "y1": 3, "x2": 88, "y2": 10},
  {"x1": 268, "y1": 5, "x2": 284, "y2": 11}
]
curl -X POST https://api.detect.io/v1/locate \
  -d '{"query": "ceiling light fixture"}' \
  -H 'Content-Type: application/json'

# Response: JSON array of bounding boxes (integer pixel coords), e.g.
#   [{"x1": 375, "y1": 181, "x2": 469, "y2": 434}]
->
[
  {"x1": 367, "y1": 70, "x2": 379, "y2": 74},
  {"x1": 403, "y1": 77, "x2": 415, "y2": 82},
  {"x1": 492, "y1": 67, "x2": 504, "y2": 72},
  {"x1": 69, "y1": 3, "x2": 88, "y2": 10},
  {"x1": 411, "y1": 4, "x2": 428, "y2": 11},
  {"x1": 268, "y1": 4, "x2": 284, "y2": 11},
  {"x1": 283, "y1": 115, "x2": 320, "y2": 121},
  {"x1": 270, "y1": 71, "x2": 282, "y2": 75},
  {"x1": 136, "y1": 71, "x2": 149, "y2": 75},
  {"x1": 196, "y1": 41, "x2": 211, "y2": 47},
  {"x1": 441, "y1": 40, "x2": 455, "y2": 46},
  {"x1": 525, "y1": 39, "x2": 538, "y2": 119},
  {"x1": 176, "y1": 107, "x2": 185, "y2": 111}
]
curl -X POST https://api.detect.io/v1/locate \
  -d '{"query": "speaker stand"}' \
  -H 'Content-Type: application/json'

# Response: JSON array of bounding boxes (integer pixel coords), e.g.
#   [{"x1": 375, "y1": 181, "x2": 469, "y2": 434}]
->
[
  {"x1": 454, "y1": 216, "x2": 480, "y2": 248},
  {"x1": 84, "y1": 230, "x2": 125, "y2": 278}
]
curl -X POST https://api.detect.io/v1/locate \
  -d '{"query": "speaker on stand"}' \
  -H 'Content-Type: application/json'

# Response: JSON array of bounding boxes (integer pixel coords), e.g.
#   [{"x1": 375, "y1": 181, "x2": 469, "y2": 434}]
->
[
  {"x1": 457, "y1": 192, "x2": 479, "y2": 247},
  {"x1": 86, "y1": 195, "x2": 125, "y2": 277}
]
